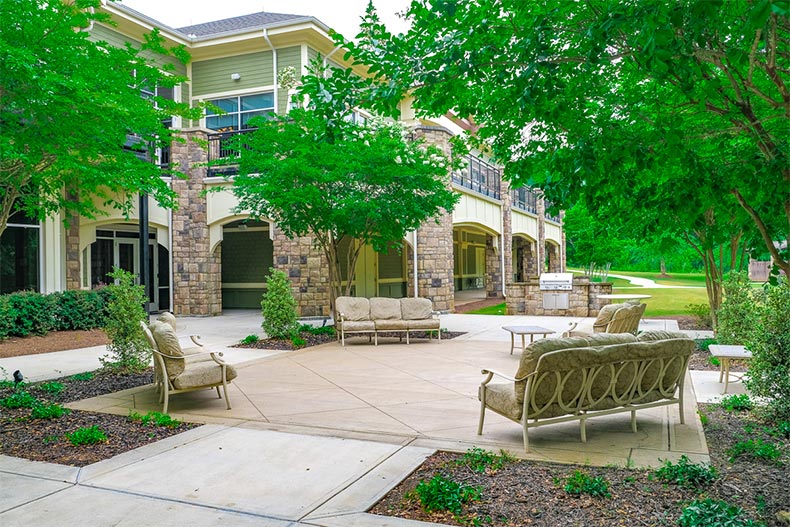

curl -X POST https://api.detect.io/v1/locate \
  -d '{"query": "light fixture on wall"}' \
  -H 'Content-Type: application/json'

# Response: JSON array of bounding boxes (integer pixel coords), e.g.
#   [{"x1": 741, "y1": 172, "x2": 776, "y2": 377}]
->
[{"x1": 230, "y1": 73, "x2": 241, "y2": 81}]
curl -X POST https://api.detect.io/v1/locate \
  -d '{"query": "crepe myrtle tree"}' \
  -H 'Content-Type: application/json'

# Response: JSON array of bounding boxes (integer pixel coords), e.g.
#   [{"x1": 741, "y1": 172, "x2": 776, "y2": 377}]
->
[
  {"x1": 0, "y1": 0, "x2": 202, "y2": 235},
  {"x1": 343, "y1": 0, "x2": 790, "y2": 305},
  {"x1": 216, "y1": 60, "x2": 461, "y2": 312}
]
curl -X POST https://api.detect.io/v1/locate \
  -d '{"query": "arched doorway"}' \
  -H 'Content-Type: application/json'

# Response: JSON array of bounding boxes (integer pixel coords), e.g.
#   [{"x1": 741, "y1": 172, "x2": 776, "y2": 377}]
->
[{"x1": 220, "y1": 219, "x2": 273, "y2": 309}]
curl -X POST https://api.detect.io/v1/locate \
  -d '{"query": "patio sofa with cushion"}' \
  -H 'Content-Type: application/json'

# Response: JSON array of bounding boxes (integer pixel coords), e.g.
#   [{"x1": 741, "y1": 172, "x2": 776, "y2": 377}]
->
[
  {"x1": 335, "y1": 296, "x2": 441, "y2": 346},
  {"x1": 563, "y1": 301, "x2": 647, "y2": 337},
  {"x1": 477, "y1": 330, "x2": 694, "y2": 451}
]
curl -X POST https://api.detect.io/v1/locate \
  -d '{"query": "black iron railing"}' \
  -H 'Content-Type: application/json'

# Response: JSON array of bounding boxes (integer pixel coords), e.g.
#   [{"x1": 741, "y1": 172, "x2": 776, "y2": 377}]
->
[
  {"x1": 511, "y1": 186, "x2": 538, "y2": 214},
  {"x1": 452, "y1": 155, "x2": 501, "y2": 199},
  {"x1": 544, "y1": 199, "x2": 562, "y2": 223},
  {"x1": 207, "y1": 129, "x2": 254, "y2": 177}
]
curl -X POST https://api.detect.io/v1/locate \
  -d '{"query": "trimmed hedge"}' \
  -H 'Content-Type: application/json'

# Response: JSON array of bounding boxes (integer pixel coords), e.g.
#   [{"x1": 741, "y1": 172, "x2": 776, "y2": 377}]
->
[{"x1": 0, "y1": 289, "x2": 109, "y2": 339}]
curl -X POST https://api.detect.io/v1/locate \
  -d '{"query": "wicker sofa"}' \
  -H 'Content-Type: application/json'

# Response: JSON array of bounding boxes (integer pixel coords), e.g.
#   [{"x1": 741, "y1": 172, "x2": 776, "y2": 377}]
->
[
  {"x1": 477, "y1": 330, "x2": 694, "y2": 451},
  {"x1": 335, "y1": 296, "x2": 440, "y2": 346}
]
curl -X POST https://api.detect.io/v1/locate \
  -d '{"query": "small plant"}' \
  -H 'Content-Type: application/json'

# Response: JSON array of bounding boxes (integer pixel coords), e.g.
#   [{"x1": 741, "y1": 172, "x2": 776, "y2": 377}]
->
[
  {"x1": 43, "y1": 435, "x2": 60, "y2": 444},
  {"x1": 411, "y1": 475, "x2": 481, "y2": 514},
  {"x1": 38, "y1": 381, "x2": 65, "y2": 397},
  {"x1": 727, "y1": 439, "x2": 783, "y2": 464},
  {"x1": 69, "y1": 372, "x2": 95, "y2": 382},
  {"x1": 240, "y1": 334, "x2": 260, "y2": 345},
  {"x1": 30, "y1": 403, "x2": 70, "y2": 420},
  {"x1": 766, "y1": 421, "x2": 790, "y2": 439},
  {"x1": 65, "y1": 425, "x2": 108, "y2": 446},
  {"x1": 291, "y1": 335, "x2": 306, "y2": 347},
  {"x1": 561, "y1": 470, "x2": 611, "y2": 498},
  {"x1": 128, "y1": 410, "x2": 182, "y2": 428},
  {"x1": 0, "y1": 391, "x2": 40, "y2": 409},
  {"x1": 685, "y1": 303, "x2": 712, "y2": 328},
  {"x1": 707, "y1": 356, "x2": 720, "y2": 367},
  {"x1": 719, "y1": 394, "x2": 753, "y2": 412},
  {"x1": 697, "y1": 409, "x2": 709, "y2": 426},
  {"x1": 695, "y1": 338, "x2": 717, "y2": 352},
  {"x1": 101, "y1": 267, "x2": 150, "y2": 372},
  {"x1": 458, "y1": 447, "x2": 514, "y2": 474},
  {"x1": 653, "y1": 455, "x2": 717, "y2": 489},
  {"x1": 678, "y1": 498, "x2": 759, "y2": 527},
  {"x1": 261, "y1": 268, "x2": 298, "y2": 339},
  {"x1": 299, "y1": 324, "x2": 335, "y2": 336}
]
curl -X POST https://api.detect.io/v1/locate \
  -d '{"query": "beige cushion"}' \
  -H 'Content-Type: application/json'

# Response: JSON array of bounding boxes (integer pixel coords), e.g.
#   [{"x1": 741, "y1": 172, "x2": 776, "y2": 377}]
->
[
  {"x1": 375, "y1": 319, "x2": 408, "y2": 330},
  {"x1": 341, "y1": 320, "x2": 376, "y2": 332},
  {"x1": 336, "y1": 297, "x2": 371, "y2": 321},
  {"x1": 400, "y1": 297, "x2": 433, "y2": 320},
  {"x1": 407, "y1": 319, "x2": 440, "y2": 330},
  {"x1": 593, "y1": 304, "x2": 623, "y2": 331},
  {"x1": 480, "y1": 383, "x2": 522, "y2": 420},
  {"x1": 370, "y1": 297, "x2": 402, "y2": 320},
  {"x1": 149, "y1": 321, "x2": 185, "y2": 378},
  {"x1": 157, "y1": 312, "x2": 177, "y2": 331},
  {"x1": 172, "y1": 360, "x2": 238, "y2": 390}
]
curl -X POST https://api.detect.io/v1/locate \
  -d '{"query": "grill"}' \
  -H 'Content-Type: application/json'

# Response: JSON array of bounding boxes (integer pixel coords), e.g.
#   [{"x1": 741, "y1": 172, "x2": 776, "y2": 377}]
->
[{"x1": 539, "y1": 273, "x2": 574, "y2": 291}]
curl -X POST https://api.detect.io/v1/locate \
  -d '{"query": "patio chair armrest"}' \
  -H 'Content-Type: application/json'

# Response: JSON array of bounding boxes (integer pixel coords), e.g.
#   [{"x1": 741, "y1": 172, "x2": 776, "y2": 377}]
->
[
  {"x1": 189, "y1": 335, "x2": 204, "y2": 347},
  {"x1": 480, "y1": 369, "x2": 517, "y2": 385},
  {"x1": 562, "y1": 321, "x2": 579, "y2": 338},
  {"x1": 209, "y1": 352, "x2": 227, "y2": 365}
]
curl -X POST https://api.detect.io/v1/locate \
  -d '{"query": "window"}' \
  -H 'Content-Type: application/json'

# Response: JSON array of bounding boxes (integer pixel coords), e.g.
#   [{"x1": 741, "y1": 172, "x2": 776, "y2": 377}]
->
[
  {"x1": 0, "y1": 210, "x2": 40, "y2": 294},
  {"x1": 206, "y1": 93, "x2": 275, "y2": 132}
]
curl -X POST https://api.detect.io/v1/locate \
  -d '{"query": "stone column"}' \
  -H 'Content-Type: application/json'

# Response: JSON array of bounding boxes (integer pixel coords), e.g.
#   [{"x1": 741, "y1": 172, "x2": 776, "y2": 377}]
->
[
  {"x1": 485, "y1": 235, "x2": 502, "y2": 297},
  {"x1": 500, "y1": 178, "x2": 513, "y2": 290},
  {"x1": 272, "y1": 230, "x2": 330, "y2": 317},
  {"x1": 65, "y1": 214, "x2": 81, "y2": 290},
  {"x1": 410, "y1": 126, "x2": 455, "y2": 312},
  {"x1": 170, "y1": 129, "x2": 222, "y2": 316},
  {"x1": 537, "y1": 197, "x2": 546, "y2": 274}
]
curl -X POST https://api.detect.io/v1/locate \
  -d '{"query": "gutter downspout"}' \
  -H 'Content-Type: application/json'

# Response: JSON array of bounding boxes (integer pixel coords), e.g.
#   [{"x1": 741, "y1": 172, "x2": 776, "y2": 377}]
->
[
  {"x1": 413, "y1": 231, "x2": 418, "y2": 298},
  {"x1": 168, "y1": 187, "x2": 174, "y2": 312},
  {"x1": 263, "y1": 29, "x2": 277, "y2": 112},
  {"x1": 323, "y1": 44, "x2": 342, "y2": 67}
]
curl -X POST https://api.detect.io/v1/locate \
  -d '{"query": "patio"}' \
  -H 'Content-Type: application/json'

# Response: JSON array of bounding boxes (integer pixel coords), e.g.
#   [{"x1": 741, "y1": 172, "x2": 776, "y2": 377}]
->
[{"x1": 67, "y1": 313, "x2": 709, "y2": 468}]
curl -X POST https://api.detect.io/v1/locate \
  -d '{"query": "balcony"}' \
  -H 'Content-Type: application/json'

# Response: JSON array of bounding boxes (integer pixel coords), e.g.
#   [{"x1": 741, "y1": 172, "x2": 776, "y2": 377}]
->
[
  {"x1": 544, "y1": 199, "x2": 562, "y2": 223},
  {"x1": 452, "y1": 155, "x2": 501, "y2": 199},
  {"x1": 511, "y1": 186, "x2": 538, "y2": 214},
  {"x1": 207, "y1": 129, "x2": 255, "y2": 177}
]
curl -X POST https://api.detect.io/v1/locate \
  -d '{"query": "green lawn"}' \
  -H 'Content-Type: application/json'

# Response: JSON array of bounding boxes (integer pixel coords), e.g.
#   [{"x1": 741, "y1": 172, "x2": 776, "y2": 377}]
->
[
  {"x1": 465, "y1": 303, "x2": 507, "y2": 315},
  {"x1": 609, "y1": 269, "x2": 708, "y2": 287}
]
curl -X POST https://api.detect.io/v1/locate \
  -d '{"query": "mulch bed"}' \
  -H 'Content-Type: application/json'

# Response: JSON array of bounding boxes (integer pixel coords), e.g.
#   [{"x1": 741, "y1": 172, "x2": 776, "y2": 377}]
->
[
  {"x1": 0, "y1": 368, "x2": 199, "y2": 467},
  {"x1": 371, "y1": 405, "x2": 789, "y2": 526},
  {"x1": 0, "y1": 329, "x2": 108, "y2": 358},
  {"x1": 233, "y1": 329, "x2": 465, "y2": 351}
]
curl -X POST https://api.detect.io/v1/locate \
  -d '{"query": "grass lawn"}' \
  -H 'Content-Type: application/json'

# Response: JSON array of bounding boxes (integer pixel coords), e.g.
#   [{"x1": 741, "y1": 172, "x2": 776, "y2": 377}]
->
[
  {"x1": 608, "y1": 269, "x2": 708, "y2": 287},
  {"x1": 466, "y1": 303, "x2": 507, "y2": 315},
  {"x1": 615, "y1": 287, "x2": 709, "y2": 317}
]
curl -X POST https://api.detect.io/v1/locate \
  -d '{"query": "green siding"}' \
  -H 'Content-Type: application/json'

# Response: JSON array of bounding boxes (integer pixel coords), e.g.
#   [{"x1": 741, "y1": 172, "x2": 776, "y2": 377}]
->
[
  {"x1": 277, "y1": 46, "x2": 301, "y2": 113},
  {"x1": 192, "y1": 52, "x2": 273, "y2": 96},
  {"x1": 90, "y1": 24, "x2": 186, "y2": 76},
  {"x1": 307, "y1": 46, "x2": 320, "y2": 65}
]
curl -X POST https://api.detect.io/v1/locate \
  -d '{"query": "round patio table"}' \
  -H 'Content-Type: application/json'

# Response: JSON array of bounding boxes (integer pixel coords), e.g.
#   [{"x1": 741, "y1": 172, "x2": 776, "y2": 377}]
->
[{"x1": 501, "y1": 325, "x2": 555, "y2": 355}]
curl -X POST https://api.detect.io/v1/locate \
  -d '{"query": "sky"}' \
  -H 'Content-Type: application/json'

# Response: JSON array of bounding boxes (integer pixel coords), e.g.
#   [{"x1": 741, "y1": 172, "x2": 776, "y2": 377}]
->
[{"x1": 120, "y1": 0, "x2": 411, "y2": 39}]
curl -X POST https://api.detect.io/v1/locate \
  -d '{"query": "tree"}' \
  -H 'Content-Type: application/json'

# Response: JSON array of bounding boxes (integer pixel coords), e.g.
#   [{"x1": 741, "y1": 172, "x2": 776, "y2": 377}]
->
[
  {"x1": 0, "y1": 0, "x2": 201, "y2": 235},
  {"x1": 261, "y1": 268, "x2": 298, "y2": 339},
  {"x1": 343, "y1": 0, "x2": 790, "y2": 317},
  {"x1": 219, "y1": 61, "x2": 460, "y2": 309}
]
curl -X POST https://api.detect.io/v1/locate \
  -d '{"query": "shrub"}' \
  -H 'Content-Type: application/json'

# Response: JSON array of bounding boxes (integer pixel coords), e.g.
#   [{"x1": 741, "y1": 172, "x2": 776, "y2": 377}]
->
[
  {"x1": 678, "y1": 499, "x2": 759, "y2": 527},
  {"x1": 653, "y1": 455, "x2": 717, "y2": 489},
  {"x1": 745, "y1": 279, "x2": 790, "y2": 421},
  {"x1": 716, "y1": 272, "x2": 758, "y2": 345},
  {"x1": 261, "y1": 268, "x2": 298, "y2": 339},
  {"x1": 65, "y1": 425, "x2": 108, "y2": 446},
  {"x1": 290, "y1": 335, "x2": 306, "y2": 347},
  {"x1": 49, "y1": 290, "x2": 106, "y2": 331},
  {"x1": 412, "y1": 475, "x2": 481, "y2": 514},
  {"x1": 0, "y1": 391, "x2": 40, "y2": 409},
  {"x1": 101, "y1": 267, "x2": 150, "y2": 372},
  {"x1": 7, "y1": 291, "x2": 52, "y2": 336},
  {"x1": 685, "y1": 303, "x2": 712, "y2": 328},
  {"x1": 719, "y1": 394, "x2": 753, "y2": 413},
  {"x1": 240, "y1": 334, "x2": 260, "y2": 345},
  {"x1": 0, "y1": 295, "x2": 14, "y2": 339},
  {"x1": 561, "y1": 470, "x2": 611, "y2": 498},
  {"x1": 30, "y1": 403, "x2": 70, "y2": 420}
]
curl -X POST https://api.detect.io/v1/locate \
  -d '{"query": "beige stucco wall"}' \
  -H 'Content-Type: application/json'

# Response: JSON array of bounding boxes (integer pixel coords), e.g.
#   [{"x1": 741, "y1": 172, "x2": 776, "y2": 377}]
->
[
  {"x1": 451, "y1": 190, "x2": 502, "y2": 236},
  {"x1": 511, "y1": 209, "x2": 539, "y2": 241}
]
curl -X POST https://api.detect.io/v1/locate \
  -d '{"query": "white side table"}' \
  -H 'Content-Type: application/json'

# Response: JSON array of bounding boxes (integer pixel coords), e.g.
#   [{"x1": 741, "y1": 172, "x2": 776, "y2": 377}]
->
[{"x1": 708, "y1": 344, "x2": 753, "y2": 394}]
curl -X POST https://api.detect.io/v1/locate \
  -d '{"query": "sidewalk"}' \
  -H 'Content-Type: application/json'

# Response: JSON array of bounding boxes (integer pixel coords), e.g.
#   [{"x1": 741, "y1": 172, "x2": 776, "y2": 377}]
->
[{"x1": 1, "y1": 312, "x2": 712, "y2": 527}]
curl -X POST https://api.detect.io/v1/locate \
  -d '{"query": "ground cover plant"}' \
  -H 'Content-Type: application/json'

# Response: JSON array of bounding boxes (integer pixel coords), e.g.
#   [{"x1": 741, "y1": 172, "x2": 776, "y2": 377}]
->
[{"x1": 371, "y1": 404, "x2": 789, "y2": 526}]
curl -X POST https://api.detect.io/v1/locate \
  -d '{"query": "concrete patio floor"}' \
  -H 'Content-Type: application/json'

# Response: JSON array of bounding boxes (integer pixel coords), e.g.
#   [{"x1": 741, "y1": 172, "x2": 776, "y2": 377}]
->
[{"x1": 66, "y1": 313, "x2": 708, "y2": 468}]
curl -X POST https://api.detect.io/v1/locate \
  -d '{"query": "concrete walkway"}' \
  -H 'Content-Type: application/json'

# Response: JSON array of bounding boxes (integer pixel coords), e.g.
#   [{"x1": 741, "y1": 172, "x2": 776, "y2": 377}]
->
[{"x1": 1, "y1": 312, "x2": 715, "y2": 527}]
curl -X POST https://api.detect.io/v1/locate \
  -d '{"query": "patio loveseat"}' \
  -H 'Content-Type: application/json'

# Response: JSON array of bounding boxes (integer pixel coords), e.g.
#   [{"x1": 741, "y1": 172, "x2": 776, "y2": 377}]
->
[
  {"x1": 335, "y1": 296, "x2": 441, "y2": 346},
  {"x1": 477, "y1": 330, "x2": 694, "y2": 451},
  {"x1": 563, "y1": 301, "x2": 647, "y2": 337}
]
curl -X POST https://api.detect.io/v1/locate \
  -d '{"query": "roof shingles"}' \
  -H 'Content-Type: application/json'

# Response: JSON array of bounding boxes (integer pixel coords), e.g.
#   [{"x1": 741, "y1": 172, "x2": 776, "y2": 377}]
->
[{"x1": 177, "y1": 12, "x2": 307, "y2": 37}]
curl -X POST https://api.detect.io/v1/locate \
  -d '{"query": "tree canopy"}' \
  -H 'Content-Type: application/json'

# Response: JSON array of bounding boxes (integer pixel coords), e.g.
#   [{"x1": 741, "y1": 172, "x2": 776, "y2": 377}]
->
[
  {"x1": 343, "y1": 0, "x2": 790, "y2": 290},
  {"x1": 219, "y1": 61, "x2": 460, "y2": 305},
  {"x1": 0, "y1": 0, "x2": 200, "y2": 235}
]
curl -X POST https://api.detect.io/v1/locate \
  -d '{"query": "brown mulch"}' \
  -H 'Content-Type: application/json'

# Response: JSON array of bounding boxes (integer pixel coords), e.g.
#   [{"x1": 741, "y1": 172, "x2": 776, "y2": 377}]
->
[
  {"x1": 0, "y1": 368, "x2": 199, "y2": 467},
  {"x1": 0, "y1": 329, "x2": 108, "y2": 358},
  {"x1": 371, "y1": 405, "x2": 790, "y2": 526}
]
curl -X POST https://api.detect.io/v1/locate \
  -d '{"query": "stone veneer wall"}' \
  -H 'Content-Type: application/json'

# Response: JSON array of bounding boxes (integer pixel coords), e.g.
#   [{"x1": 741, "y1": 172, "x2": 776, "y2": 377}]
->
[
  {"x1": 170, "y1": 130, "x2": 222, "y2": 316},
  {"x1": 409, "y1": 125, "x2": 455, "y2": 312},
  {"x1": 271, "y1": 230, "x2": 331, "y2": 317},
  {"x1": 505, "y1": 277, "x2": 613, "y2": 316},
  {"x1": 485, "y1": 235, "x2": 502, "y2": 297},
  {"x1": 65, "y1": 211, "x2": 81, "y2": 290}
]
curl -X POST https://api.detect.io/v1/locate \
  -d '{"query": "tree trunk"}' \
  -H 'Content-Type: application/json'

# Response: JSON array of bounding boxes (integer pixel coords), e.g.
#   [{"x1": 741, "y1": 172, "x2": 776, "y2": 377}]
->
[{"x1": 659, "y1": 259, "x2": 668, "y2": 276}]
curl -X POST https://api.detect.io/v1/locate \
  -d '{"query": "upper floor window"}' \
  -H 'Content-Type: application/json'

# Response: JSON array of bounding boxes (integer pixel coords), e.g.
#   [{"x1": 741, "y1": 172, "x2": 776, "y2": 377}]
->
[{"x1": 206, "y1": 93, "x2": 274, "y2": 132}]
